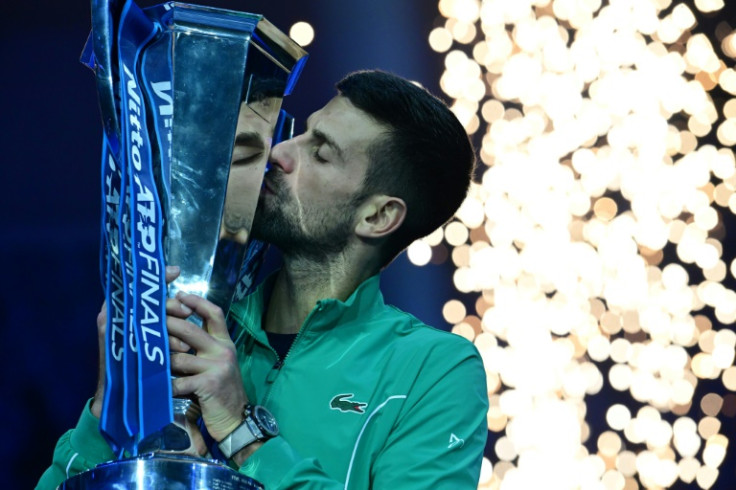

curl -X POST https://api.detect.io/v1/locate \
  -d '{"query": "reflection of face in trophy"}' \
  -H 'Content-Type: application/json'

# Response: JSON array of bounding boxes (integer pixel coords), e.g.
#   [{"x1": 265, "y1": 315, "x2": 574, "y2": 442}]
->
[
  {"x1": 221, "y1": 98, "x2": 278, "y2": 244},
  {"x1": 167, "y1": 91, "x2": 284, "y2": 457}
]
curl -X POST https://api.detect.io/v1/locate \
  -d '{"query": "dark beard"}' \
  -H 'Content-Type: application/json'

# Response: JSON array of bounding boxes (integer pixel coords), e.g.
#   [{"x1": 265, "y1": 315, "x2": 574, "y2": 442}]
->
[{"x1": 251, "y1": 173, "x2": 358, "y2": 260}]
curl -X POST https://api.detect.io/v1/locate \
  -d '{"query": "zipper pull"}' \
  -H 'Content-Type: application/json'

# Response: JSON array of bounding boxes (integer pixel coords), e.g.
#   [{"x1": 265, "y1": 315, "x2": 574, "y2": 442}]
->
[{"x1": 266, "y1": 359, "x2": 283, "y2": 383}]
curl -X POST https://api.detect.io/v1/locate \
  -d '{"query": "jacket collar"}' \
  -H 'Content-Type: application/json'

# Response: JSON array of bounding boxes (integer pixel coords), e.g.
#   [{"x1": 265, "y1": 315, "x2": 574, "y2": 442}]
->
[{"x1": 228, "y1": 272, "x2": 385, "y2": 345}]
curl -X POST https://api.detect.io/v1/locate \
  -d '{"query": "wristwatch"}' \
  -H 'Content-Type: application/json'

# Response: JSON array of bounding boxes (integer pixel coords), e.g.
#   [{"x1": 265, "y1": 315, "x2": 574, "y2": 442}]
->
[{"x1": 218, "y1": 404, "x2": 279, "y2": 459}]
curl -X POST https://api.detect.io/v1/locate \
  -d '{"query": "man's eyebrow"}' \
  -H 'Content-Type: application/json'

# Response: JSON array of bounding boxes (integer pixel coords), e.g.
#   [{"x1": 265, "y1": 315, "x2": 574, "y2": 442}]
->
[{"x1": 234, "y1": 131, "x2": 265, "y2": 149}]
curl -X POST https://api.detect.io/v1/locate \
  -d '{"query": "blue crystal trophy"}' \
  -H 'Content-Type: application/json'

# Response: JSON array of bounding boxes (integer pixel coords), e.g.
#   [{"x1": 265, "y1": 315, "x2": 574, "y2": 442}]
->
[{"x1": 61, "y1": 1, "x2": 307, "y2": 487}]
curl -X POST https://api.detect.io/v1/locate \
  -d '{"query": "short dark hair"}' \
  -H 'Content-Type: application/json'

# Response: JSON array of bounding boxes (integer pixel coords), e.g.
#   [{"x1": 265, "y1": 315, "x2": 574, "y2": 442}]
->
[{"x1": 336, "y1": 70, "x2": 475, "y2": 267}]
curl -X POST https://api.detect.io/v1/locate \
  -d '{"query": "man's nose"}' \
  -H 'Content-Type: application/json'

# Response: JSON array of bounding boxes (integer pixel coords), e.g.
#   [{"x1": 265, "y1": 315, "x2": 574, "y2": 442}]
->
[{"x1": 268, "y1": 139, "x2": 296, "y2": 174}]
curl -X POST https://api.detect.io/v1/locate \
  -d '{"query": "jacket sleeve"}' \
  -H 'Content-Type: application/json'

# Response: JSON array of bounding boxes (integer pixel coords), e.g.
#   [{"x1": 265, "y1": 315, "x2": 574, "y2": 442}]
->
[
  {"x1": 369, "y1": 338, "x2": 488, "y2": 488},
  {"x1": 36, "y1": 400, "x2": 114, "y2": 490},
  {"x1": 239, "y1": 338, "x2": 489, "y2": 489},
  {"x1": 238, "y1": 437, "x2": 346, "y2": 489}
]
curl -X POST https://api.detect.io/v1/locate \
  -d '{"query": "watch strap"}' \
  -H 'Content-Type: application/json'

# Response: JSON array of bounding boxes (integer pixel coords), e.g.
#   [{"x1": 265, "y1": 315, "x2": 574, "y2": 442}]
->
[{"x1": 218, "y1": 409, "x2": 264, "y2": 459}]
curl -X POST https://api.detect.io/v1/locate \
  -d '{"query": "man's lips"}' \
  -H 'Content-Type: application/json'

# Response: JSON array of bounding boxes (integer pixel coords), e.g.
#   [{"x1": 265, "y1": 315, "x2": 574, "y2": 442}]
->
[{"x1": 262, "y1": 171, "x2": 283, "y2": 195}]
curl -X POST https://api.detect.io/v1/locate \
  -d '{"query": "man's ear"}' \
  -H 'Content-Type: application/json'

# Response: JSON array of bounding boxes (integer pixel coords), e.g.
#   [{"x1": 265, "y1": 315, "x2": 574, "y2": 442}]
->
[{"x1": 355, "y1": 195, "x2": 407, "y2": 239}]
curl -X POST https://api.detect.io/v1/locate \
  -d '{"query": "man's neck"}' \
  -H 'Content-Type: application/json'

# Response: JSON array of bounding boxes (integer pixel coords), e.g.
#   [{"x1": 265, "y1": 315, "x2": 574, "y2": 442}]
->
[{"x1": 263, "y1": 252, "x2": 375, "y2": 334}]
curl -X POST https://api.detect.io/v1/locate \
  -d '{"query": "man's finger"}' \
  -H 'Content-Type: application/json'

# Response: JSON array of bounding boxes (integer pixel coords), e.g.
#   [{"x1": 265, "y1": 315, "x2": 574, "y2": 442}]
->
[
  {"x1": 176, "y1": 292, "x2": 230, "y2": 339},
  {"x1": 170, "y1": 369, "x2": 229, "y2": 397},
  {"x1": 170, "y1": 352, "x2": 215, "y2": 376},
  {"x1": 166, "y1": 317, "x2": 214, "y2": 352},
  {"x1": 97, "y1": 300, "x2": 107, "y2": 330},
  {"x1": 93, "y1": 301, "x2": 108, "y2": 419},
  {"x1": 168, "y1": 334, "x2": 191, "y2": 353},
  {"x1": 171, "y1": 372, "x2": 198, "y2": 397},
  {"x1": 165, "y1": 265, "x2": 181, "y2": 284},
  {"x1": 166, "y1": 297, "x2": 194, "y2": 319}
]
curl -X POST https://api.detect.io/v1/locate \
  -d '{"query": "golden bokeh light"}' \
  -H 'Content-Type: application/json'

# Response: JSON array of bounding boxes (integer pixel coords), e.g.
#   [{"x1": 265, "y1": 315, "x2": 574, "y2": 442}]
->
[
  {"x1": 429, "y1": 26, "x2": 454, "y2": 52},
  {"x1": 423, "y1": 0, "x2": 736, "y2": 487},
  {"x1": 288, "y1": 21, "x2": 314, "y2": 47}
]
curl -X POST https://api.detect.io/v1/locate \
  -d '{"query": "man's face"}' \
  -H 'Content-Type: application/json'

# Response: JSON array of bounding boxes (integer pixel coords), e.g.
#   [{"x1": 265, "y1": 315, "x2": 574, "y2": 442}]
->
[
  {"x1": 252, "y1": 95, "x2": 387, "y2": 257},
  {"x1": 222, "y1": 99, "x2": 276, "y2": 243}
]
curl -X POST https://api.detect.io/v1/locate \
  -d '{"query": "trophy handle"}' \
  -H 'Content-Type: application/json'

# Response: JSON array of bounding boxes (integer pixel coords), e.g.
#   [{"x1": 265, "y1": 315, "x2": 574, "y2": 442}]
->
[{"x1": 90, "y1": 0, "x2": 122, "y2": 150}]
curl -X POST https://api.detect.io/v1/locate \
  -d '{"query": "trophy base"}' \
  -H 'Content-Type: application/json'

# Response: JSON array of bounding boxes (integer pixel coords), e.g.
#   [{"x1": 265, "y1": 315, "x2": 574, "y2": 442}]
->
[{"x1": 60, "y1": 453, "x2": 263, "y2": 489}]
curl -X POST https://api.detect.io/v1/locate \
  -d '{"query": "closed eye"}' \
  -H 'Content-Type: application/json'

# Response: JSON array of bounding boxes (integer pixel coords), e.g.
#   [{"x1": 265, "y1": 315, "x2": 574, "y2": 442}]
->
[
  {"x1": 311, "y1": 128, "x2": 345, "y2": 163},
  {"x1": 312, "y1": 144, "x2": 328, "y2": 163},
  {"x1": 232, "y1": 131, "x2": 266, "y2": 165}
]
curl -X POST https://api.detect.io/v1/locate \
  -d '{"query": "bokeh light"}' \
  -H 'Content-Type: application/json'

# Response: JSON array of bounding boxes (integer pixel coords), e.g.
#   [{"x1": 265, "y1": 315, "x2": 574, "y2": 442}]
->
[
  {"x1": 420, "y1": 0, "x2": 736, "y2": 487},
  {"x1": 288, "y1": 21, "x2": 314, "y2": 47}
]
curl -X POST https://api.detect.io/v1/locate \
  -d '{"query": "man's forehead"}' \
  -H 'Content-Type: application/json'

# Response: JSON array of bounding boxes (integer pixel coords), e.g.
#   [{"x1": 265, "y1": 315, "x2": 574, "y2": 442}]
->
[
  {"x1": 304, "y1": 96, "x2": 339, "y2": 129},
  {"x1": 305, "y1": 96, "x2": 386, "y2": 143}
]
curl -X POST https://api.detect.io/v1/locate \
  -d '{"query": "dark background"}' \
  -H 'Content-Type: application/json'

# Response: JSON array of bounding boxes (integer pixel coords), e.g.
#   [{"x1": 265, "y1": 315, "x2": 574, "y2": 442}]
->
[{"x1": 2, "y1": 1, "x2": 736, "y2": 489}]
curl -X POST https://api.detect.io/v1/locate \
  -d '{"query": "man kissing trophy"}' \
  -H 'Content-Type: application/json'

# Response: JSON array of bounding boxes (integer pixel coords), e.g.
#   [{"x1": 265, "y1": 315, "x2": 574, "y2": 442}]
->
[{"x1": 61, "y1": 0, "x2": 307, "y2": 487}]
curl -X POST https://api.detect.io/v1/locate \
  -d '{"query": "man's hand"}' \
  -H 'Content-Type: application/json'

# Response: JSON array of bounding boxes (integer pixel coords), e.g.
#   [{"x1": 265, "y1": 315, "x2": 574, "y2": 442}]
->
[
  {"x1": 167, "y1": 292, "x2": 248, "y2": 443},
  {"x1": 90, "y1": 301, "x2": 108, "y2": 419}
]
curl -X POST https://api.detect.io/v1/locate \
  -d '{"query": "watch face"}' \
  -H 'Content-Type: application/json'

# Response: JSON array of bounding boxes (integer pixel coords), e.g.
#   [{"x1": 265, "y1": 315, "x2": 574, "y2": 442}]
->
[{"x1": 253, "y1": 405, "x2": 279, "y2": 437}]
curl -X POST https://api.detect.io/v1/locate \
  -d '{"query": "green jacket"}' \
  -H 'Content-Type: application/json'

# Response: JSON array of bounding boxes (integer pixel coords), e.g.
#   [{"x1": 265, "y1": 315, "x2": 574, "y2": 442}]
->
[{"x1": 38, "y1": 275, "x2": 488, "y2": 489}]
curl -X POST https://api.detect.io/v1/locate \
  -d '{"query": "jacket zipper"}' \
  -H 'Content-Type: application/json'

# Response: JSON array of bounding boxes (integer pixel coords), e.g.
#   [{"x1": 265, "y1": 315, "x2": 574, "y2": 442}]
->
[{"x1": 261, "y1": 302, "x2": 323, "y2": 406}]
